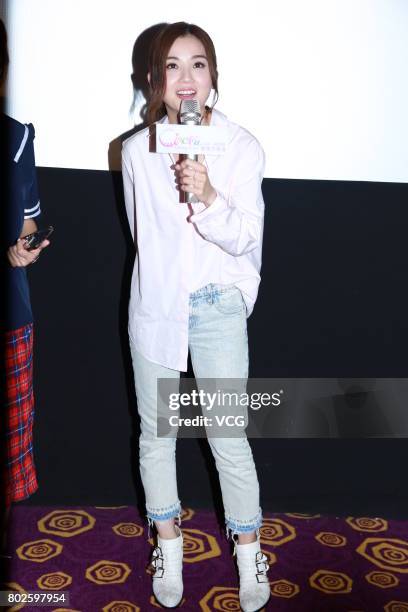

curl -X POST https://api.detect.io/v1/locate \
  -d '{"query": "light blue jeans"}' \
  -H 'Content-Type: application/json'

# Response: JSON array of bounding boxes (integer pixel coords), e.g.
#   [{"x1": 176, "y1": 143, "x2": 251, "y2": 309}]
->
[{"x1": 129, "y1": 283, "x2": 263, "y2": 542}]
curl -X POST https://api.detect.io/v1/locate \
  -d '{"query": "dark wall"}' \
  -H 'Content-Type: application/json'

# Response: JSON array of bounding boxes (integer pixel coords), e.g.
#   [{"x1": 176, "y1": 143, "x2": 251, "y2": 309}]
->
[{"x1": 26, "y1": 168, "x2": 408, "y2": 518}]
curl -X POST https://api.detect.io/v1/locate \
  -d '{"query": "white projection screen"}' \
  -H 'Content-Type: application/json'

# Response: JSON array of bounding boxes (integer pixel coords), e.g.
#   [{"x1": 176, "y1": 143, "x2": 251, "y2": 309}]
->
[{"x1": 2, "y1": 0, "x2": 408, "y2": 182}]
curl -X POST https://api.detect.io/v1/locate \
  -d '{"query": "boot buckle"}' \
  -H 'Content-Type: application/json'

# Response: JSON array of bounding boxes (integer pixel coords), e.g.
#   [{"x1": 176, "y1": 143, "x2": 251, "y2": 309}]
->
[
  {"x1": 151, "y1": 546, "x2": 165, "y2": 578},
  {"x1": 255, "y1": 551, "x2": 269, "y2": 582}
]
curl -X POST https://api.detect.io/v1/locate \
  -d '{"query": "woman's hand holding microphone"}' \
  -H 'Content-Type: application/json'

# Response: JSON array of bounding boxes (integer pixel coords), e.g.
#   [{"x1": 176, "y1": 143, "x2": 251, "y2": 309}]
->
[{"x1": 175, "y1": 159, "x2": 217, "y2": 208}]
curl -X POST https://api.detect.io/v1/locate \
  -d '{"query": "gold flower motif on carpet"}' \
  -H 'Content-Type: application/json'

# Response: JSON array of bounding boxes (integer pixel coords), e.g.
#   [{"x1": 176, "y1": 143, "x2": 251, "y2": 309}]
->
[
  {"x1": 112, "y1": 522, "x2": 144, "y2": 537},
  {"x1": 38, "y1": 509, "x2": 96, "y2": 537},
  {"x1": 356, "y1": 538, "x2": 408, "y2": 573},
  {"x1": 85, "y1": 560, "x2": 131, "y2": 585},
  {"x1": 346, "y1": 516, "x2": 388, "y2": 532},
  {"x1": 16, "y1": 539, "x2": 63, "y2": 562},
  {"x1": 269, "y1": 579, "x2": 299, "y2": 598},
  {"x1": 37, "y1": 571, "x2": 72, "y2": 590},
  {"x1": 309, "y1": 569, "x2": 353, "y2": 594},
  {"x1": 315, "y1": 532, "x2": 347, "y2": 547},
  {"x1": 365, "y1": 571, "x2": 399, "y2": 588},
  {"x1": 182, "y1": 529, "x2": 222, "y2": 563},
  {"x1": 259, "y1": 517, "x2": 296, "y2": 546}
]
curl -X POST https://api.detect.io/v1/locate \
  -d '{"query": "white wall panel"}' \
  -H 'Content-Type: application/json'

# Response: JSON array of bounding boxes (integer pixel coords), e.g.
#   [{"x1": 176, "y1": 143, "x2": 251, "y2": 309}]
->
[{"x1": 5, "y1": 0, "x2": 408, "y2": 181}]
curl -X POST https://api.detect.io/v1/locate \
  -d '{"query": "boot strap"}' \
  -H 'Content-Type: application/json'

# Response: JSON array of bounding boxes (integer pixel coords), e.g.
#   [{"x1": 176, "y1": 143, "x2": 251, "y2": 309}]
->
[
  {"x1": 255, "y1": 551, "x2": 269, "y2": 582},
  {"x1": 151, "y1": 546, "x2": 165, "y2": 578}
]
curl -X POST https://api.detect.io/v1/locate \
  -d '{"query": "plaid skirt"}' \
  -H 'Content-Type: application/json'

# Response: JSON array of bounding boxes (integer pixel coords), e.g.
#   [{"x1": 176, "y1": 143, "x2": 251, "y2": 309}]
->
[{"x1": 1, "y1": 323, "x2": 38, "y2": 507}]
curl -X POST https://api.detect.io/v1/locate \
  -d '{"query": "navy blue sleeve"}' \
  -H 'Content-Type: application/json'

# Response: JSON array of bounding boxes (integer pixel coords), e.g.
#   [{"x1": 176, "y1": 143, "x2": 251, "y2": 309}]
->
[{"x1": 22, "y1": 123, "x2": 41, "y2": 221}]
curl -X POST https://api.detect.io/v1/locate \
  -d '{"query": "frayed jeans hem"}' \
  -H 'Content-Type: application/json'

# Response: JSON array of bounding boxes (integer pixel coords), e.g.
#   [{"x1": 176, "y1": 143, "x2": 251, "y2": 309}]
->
[
  {"x1": 225, "y1": 507, "x2": 263, "y2": 541},
  {"x1": 146, "y1": 501, "x2": 182, "y2": 539}
]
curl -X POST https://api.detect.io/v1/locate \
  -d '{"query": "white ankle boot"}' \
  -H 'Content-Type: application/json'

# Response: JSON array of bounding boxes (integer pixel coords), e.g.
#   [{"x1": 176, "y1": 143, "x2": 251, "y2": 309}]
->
[
  {"x1": 233, "y1": 530, "x2": 270, "y2": 612},
  {"x1": 150, "y1": 524, "x2": 184, "y2": 608}
]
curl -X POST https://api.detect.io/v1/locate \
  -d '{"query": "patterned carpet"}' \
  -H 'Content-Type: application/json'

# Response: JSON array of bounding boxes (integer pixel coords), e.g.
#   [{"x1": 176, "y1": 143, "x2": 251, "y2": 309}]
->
[{"x1": 2, "y1": 505, "x2": 408, "y2": 611}]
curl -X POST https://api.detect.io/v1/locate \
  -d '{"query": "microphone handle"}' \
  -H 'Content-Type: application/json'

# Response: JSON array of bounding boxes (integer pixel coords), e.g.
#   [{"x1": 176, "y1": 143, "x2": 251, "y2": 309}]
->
[
  {"x1": 185, "y1": 153, "x2": 199, "y2": 203},
  {"x1": 180, "y1": 113, "x2": 200, "y2": 204}
]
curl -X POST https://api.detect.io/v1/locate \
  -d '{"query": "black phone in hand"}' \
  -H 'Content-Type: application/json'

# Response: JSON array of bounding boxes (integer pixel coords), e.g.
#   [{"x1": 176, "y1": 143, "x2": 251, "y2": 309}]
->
[{"x1": 22, "y1": 226, "x2": 54, "y2": 250}]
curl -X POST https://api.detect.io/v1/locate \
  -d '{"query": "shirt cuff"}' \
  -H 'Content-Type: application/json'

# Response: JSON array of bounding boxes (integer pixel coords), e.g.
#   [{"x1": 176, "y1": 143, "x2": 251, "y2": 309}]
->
[
  {"x1": 24, "y1": 201, "x2": 41, "y2": 219},
  {"x1": 188, "y1": 192, "x2": 227, "y2": 224}
]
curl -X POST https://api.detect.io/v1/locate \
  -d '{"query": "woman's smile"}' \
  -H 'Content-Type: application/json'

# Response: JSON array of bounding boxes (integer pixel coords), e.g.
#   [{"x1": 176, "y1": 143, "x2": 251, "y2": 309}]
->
[{"x1": 176, "y1": 89, "x2": 197, "y2": 100}]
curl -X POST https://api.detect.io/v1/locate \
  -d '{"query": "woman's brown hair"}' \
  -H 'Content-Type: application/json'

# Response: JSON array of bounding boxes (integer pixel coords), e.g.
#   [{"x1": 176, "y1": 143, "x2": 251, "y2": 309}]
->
[
  {"x1": 146, "y1": 22, "x2": 218, "y2": 125},
  {"x1": 0, "y1": 18, "x2": 9, "y2": 86}
]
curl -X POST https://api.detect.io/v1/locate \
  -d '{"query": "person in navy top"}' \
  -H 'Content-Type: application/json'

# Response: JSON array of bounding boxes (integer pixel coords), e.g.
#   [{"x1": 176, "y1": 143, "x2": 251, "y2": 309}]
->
[
  {"x1": 1, "y1": 18, "x2": 50, "y2": 547},
  {"x1": 1, "y1": 117, "x2": 45, "y2": 326}
]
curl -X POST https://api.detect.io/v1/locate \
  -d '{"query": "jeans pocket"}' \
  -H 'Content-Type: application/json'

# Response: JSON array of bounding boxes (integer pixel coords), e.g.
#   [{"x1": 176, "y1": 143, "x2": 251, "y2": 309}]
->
[{"x1": 213, "y1": 287, "x2": 245, "y2": 315}]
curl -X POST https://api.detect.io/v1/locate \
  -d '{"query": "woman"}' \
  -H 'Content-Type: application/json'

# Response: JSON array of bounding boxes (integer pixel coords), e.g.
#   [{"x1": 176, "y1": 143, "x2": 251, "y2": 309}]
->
[{"x1": 122, "y1": 22, "x2": 269, "y2": 611}]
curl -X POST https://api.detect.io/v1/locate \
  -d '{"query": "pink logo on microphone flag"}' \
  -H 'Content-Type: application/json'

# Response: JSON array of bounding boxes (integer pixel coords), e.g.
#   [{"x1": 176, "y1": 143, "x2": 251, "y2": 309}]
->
[{"x1": 155, "y1": 124, "x2": 228, "y2": 155}]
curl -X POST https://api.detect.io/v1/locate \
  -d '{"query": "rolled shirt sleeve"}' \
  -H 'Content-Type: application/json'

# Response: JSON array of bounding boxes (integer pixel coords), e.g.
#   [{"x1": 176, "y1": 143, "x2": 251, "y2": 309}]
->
[{"x1": 188, "y1": 141, "x2": 265, "y2": 257}]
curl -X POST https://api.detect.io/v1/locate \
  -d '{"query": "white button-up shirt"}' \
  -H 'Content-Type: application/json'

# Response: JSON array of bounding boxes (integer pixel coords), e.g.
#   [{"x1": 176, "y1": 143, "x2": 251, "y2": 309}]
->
[{"x1": 121, "y1": 108, "x2": 265, "y2": 371}]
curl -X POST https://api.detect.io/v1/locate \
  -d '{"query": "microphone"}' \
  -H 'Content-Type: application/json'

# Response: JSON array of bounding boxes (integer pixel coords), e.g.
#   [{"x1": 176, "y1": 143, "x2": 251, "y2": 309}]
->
[{"x1": 180, "y1": 99, "x2": 201, "y2": 203}]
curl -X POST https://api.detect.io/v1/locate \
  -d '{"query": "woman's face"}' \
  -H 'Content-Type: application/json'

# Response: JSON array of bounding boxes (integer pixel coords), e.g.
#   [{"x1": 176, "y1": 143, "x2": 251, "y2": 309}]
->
[{"x1": 162, "y1": 35, "x2": 213, "y2": 123}]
